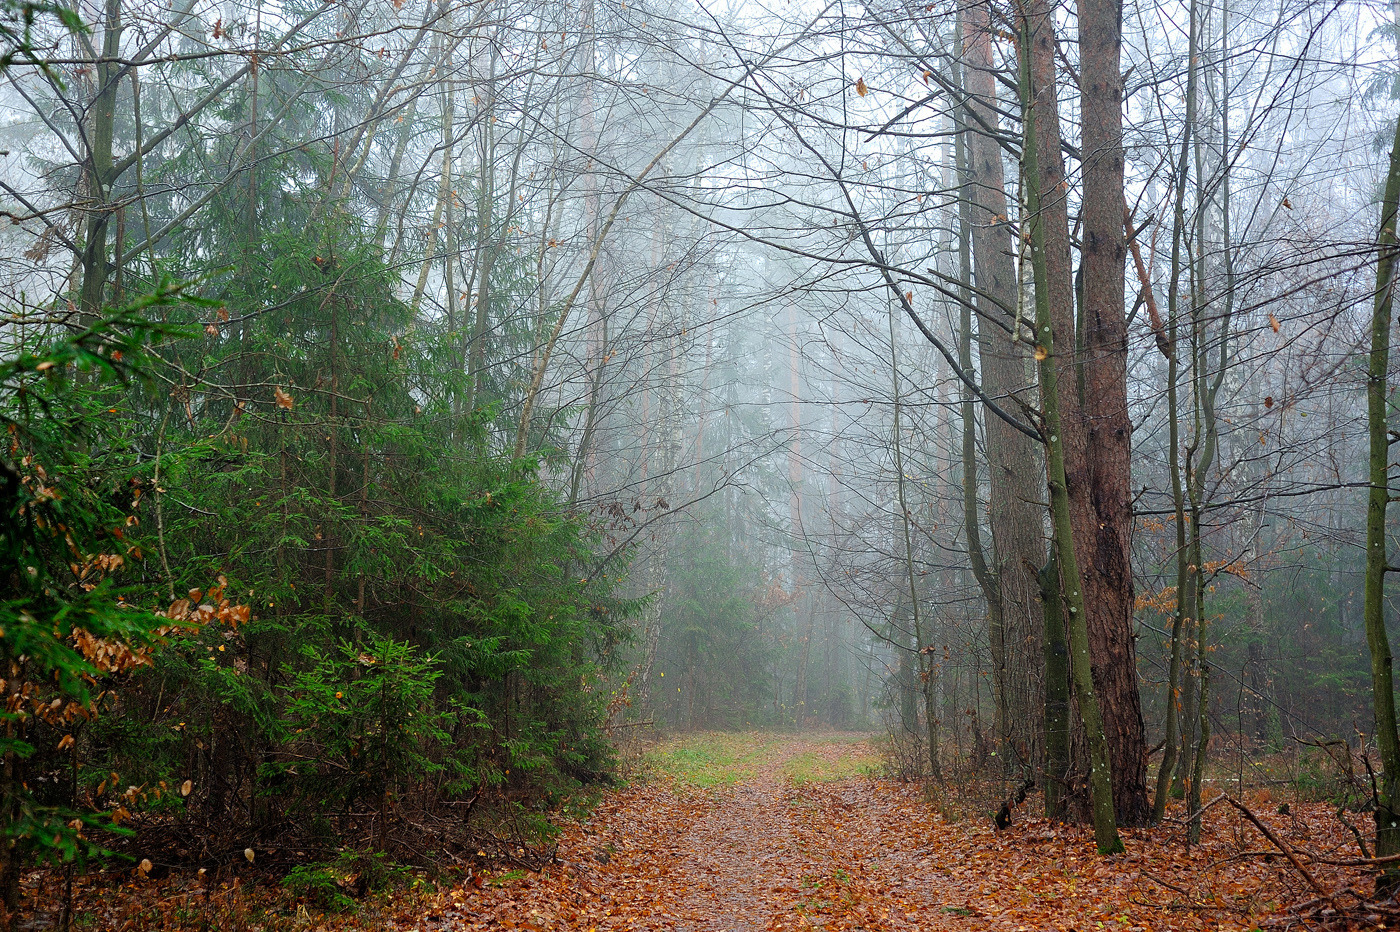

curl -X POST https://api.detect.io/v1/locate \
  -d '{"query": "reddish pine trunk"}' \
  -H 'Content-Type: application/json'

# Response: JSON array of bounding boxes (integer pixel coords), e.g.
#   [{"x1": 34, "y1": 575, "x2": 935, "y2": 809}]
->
[{"x1": 1074, "y1": 0, "x2": 1150, "y2": 827}]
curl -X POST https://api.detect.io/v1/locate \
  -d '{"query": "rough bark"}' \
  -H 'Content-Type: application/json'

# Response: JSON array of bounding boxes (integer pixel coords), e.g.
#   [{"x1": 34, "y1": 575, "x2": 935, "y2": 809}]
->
[
  {"x1": 1017, "y1": 0, "x2": 1122, "y2": 853},
  {"x1": 1074, "y1": 0, "x2": 1151, "y2": 827}
]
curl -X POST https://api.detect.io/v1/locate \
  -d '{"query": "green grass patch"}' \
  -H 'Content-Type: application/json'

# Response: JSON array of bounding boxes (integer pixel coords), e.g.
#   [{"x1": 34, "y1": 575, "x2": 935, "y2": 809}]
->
[
  {"x1": 642, "y1": 732, "x2": 879, "y2": 788},
  {"x1": 781, "y1": 745, "x2": 879, "y2": 784},
  {"x1": 487, "y1": 869, "x2": 526, "y2": 887},
  {"x1": 643, "y1": 732, "x2": 779, "y2": 787}
]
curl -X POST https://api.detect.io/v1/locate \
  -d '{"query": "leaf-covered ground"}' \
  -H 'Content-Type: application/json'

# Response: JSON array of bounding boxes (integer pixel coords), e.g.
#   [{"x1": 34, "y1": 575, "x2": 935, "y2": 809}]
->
[
  {"x1": 418, "y1": 733, "x2": 1382, "y2": 931},
  {"x1": 24, "y1": 733, "x2": 1389, "y2": 930}
]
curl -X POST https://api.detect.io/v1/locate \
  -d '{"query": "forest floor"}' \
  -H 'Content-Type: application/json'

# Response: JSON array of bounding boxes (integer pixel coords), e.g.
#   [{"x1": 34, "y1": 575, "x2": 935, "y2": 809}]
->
[
  {"x1": 417, "y1": 732, "x2": 1386, "y2": 931},
  {"x1": 24, "y1": 732, "x2": 1392, "y2": 930}
]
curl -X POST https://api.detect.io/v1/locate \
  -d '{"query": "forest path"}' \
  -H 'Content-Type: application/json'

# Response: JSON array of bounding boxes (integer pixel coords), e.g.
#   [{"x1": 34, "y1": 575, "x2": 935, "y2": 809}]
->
[
  {"x1": 603, "y1": 732, "x2": 939, "y2": 931},
  {"x1": 439, "y1": 733, "x2": 1359, "y2": 932},
  {"x1": 452, "y1": 732, "x2": 963, "y2": 931}
]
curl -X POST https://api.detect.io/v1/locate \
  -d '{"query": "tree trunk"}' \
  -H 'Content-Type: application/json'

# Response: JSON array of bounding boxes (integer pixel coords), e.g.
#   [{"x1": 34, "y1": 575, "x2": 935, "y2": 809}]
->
[
  {"x1": 1074, "y1": 0, "x2": 1151, "y2": 827},
  {"x1": 324, "y1": 294, "x2": 339, "y2": 616},
  {"x1": 1152, "y1": 0, "x2": 1197, "y2": 824},
  {"x1": 1174, "y1": 641, "x2": 1198, "y2": 796},
  {"x1": 1038, "y1": 545, "x2": 1070, "y2": 818},
  {"x1": 634, "y1": 202, "x2": 684, "y2": 713},
  {"x1": 962, "y1": 2, "x2": 1047, "y2": 777},
  {"x1": 1184, "y1": 0, "x2": 1235, "y2": 841},
  {"x1": 889, "y1": 282, "x2": 937, "y2": 775},
  {"x1": 1363, "y1": 70, "x2": 1400, "y2": 893},
  {"x1": 412, "y1": 63, "x2": 455, "y2": 315},
  {"x1": 1017, "y1": 0, "x2": 1080, "y2": 820},
  {"x1": 1017, "y1": 2, "x2": 1122, "y2": 853},
  {"x1": 466, "y1": 37, "x2": 500, "y2": 412},
  {"x1": 77, "y1": 0, "x2": 124, "y2": 321},
  {"x1": 952, "y1": 40, "x2": 1006, "y2": 780},
  {"x1": 896, "y1": 592, "x2": 919, "y2": 743}
]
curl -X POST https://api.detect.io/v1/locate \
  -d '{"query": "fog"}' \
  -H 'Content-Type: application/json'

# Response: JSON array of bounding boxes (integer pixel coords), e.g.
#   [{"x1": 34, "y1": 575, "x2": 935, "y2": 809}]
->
[{"x1": 0, "y1": 0, "x2": 1392, "y2": 832}]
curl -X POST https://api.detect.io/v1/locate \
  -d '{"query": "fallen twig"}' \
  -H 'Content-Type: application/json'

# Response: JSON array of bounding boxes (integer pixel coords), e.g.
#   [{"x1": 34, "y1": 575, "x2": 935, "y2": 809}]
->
[
  {"x1": 1166, "y1": 792, "x2": 1231, "y2": 826},
  {"x1": 1290, "y1": 849, "x2": 1400, "y2": 867},
  {"x1": 1139, "y1": 868, "x2": 1193, "y2": 897},
  {"x1": 1334, "y1": 806, "x2": 1373, "y2": 859},
  {"x1": 1225, "y1": 796, "x2": 1334, "y2": 900},
  {"x1": 1127, "y1": 896, "x2": 1246, "y2": 914}
]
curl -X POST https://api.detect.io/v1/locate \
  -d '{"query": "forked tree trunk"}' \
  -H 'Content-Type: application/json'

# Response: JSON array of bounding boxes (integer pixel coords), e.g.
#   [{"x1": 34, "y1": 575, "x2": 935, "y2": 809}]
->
[
  {"x1": 1017, "y1": 0, "x2": 1122, "y2": 854},
  {"x1": 962, "y1": 2, "x2": 1047, "y2": 777},
  {"x1": 77, "y1": 0, "x2": 124, "y2": 321}
]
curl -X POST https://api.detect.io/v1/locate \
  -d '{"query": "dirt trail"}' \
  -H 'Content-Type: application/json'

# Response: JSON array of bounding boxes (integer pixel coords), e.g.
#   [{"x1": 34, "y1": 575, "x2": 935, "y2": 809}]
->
[
  {"x1": 440, "y1": 733, "x2": 1366, "y2": 932},
  {"x1": 448, "y1": 734, "x2": 980, "y2": 931},
  {"x1": 636, "y1": 736, "x2": 907, "y2": 931}
]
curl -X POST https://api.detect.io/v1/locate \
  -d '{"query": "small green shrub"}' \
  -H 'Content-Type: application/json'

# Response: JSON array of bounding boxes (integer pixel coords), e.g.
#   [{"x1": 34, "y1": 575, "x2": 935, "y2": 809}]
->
[
  {"x1": 283, "y1": 851, "x2": 408, "y2": 913},
  {"x1": 283, "y1": 862, "x2": 358, "y2": 914},
  {"x1": 282, "y1": 632, "x2": 457, "y2": 819}
]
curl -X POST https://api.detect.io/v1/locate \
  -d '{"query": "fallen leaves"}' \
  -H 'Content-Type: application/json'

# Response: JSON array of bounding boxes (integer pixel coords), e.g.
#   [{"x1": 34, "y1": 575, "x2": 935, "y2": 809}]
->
[
  {"x1": 409, "y1": 735, "x2": 1381, "y2": 931},
  {"x1": 19, "y1": 735, "x2": 1385, "y2": 931}
]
